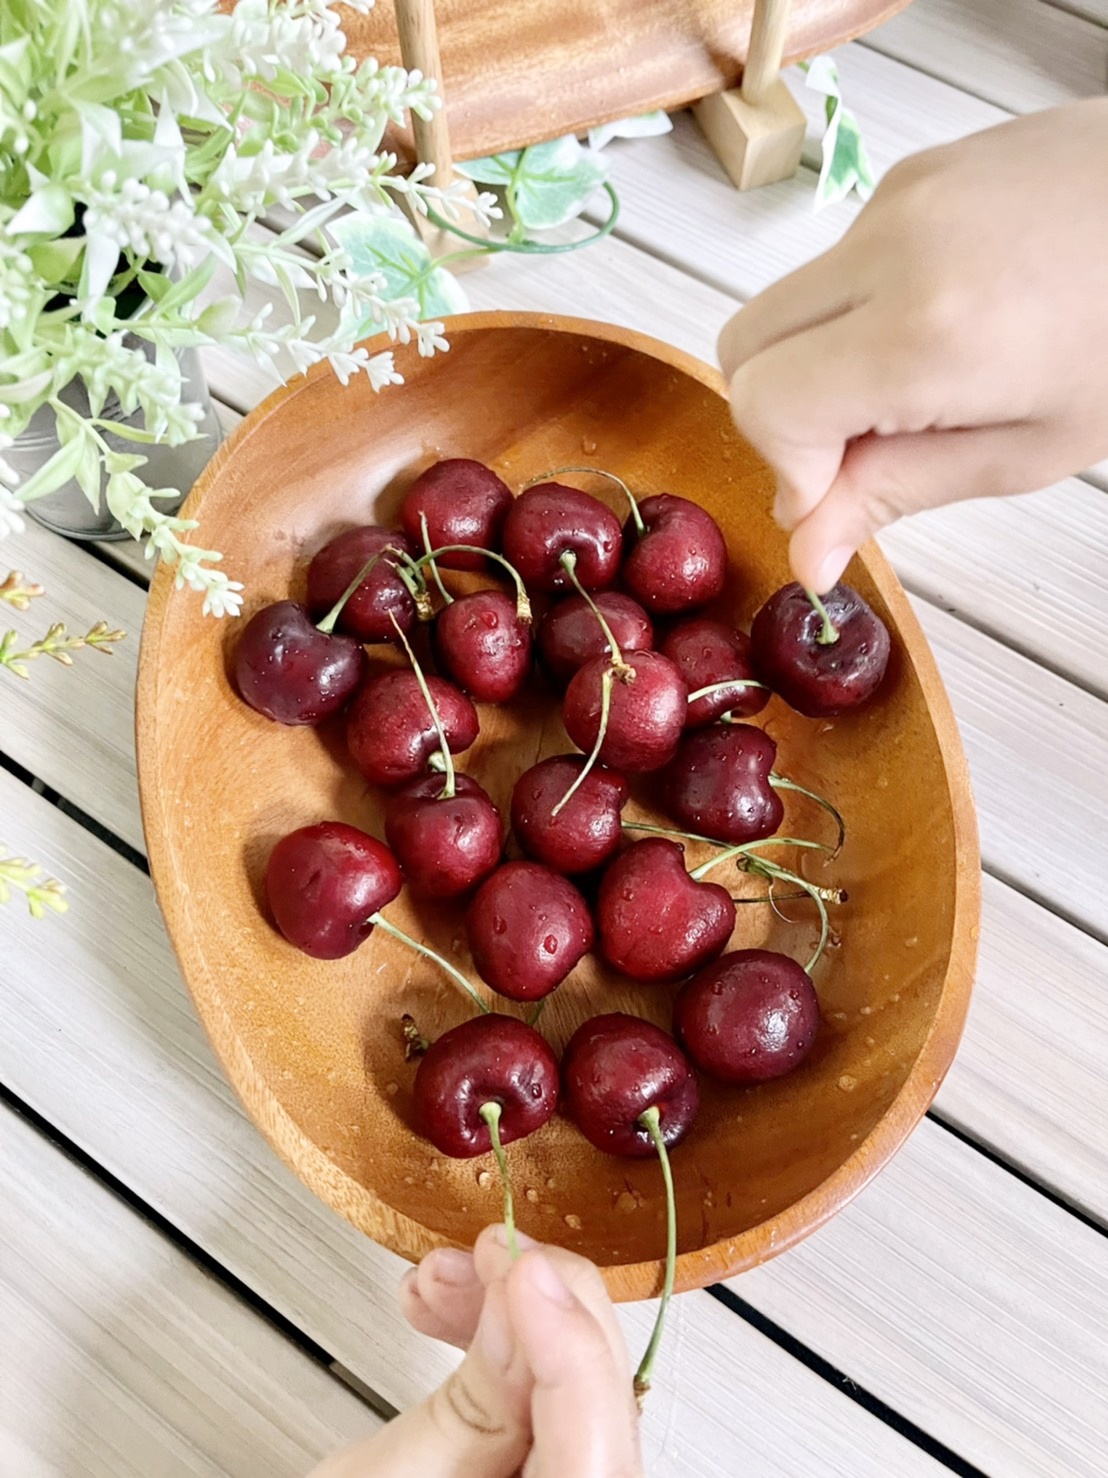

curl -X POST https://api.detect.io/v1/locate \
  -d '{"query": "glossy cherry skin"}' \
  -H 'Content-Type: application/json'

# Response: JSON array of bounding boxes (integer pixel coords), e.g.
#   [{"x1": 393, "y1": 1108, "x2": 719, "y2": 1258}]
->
[
  {"x1": 622, "y1": 495, "x2": 727, "y2": 615},
  {"x1": 538, "y1": 592, "x2": 653, "y2": 687},
  {"x1": 401, "y1": 458, "x2": 513, "y2": 570},
  {"x1": 659, "y1": 617, "x2": 768, "y2": 726},
  {"x1": 265, "y1": 822, "x2": 402, "y2": 959},
  {"x1": 664, "y1": 724, "x2": 783, "y2": 844},
  {"x1": 433, "y1": 590, "x2": 532, "y2": 703},
  {"x1": 306, "y1": 526, "x2": 416, "y2": 643},
  {"x1": 234, "y1": 600, "x2": 368, "y2": 725},
  {"x1": 467, "y1": 861, "x2": 595, "y2": 1002},
  {"x1": 413, "y1": 1014, "x2": 560, "y2": 1158},
  {"x1": 384, "y1": 772, "x2": 502, "y2": 898},
  {"x1": 501, "y1": 483, "x2": 622, "y2": 593},
  {"x1": 347, "y1": 670, "x2": 479, "y2": 786},
  {"x1": 751, "y1": 582, "x2": 891, "y2": 717},
  {"x1": 510, "y1": 756, "x2": 629, "y2": 875},
  {"x1": 564, "y1": 650, "x2": 688, "y2": 773},
  {"x1": 597, "y1": 838, "x2": 735, "y2": 983},
  {"x1": 562, "y1": 1014, "x2": 699, "y2": 1158},
  {"x1": 674, "y1": 950, "x2": 821, "y2": 1084}
]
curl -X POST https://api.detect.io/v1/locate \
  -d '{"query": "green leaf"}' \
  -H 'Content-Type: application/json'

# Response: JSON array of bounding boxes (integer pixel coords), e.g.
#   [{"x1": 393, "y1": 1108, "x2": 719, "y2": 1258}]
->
[
  {"x1": 506, "y1": 136, "x2": 610, "y2": 232},
  {"x1": 455, "y1": 152, "x2": 521, "y2": 187},
  {"x1": 14, "y1": 433, "x2": 85, "y2": 503},
  {"x1": 330, "y1": 214, "x2": 467, "y2": 322},
  {"x1": 417, "y1": 264, "x2": 469, "y2": 320},
  {"x1": 73, "y1": 433, "x2": 104, "y2": 511},
  {"x1": 588, "y1": 112, "x2": 672, "y2": 151},
  {"x1": 28, "y1": 237, "x2": 83, "y2": 285},
  {"x1": 815, "y1": 106, "x2": 874, "y2": 209},
  {"x1": 8, "y1": 184, "x2": 74, "y2": 237}
]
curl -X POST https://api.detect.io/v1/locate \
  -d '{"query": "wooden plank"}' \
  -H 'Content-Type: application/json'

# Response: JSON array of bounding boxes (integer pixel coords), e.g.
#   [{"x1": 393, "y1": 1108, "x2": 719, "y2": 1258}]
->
[
  {"x1": 732, "y1": 1121, "x2": 1108, "y2": 1477},
  {"x1": 0, "y1": 1102, "x2": 379, "y2": 1478},
  {"x1": 1041, "y1": 0, "x2": 1108, "y2": 27},
  {"x1": 0, "y1": 772, "x2": 945, "y2": 1478}
]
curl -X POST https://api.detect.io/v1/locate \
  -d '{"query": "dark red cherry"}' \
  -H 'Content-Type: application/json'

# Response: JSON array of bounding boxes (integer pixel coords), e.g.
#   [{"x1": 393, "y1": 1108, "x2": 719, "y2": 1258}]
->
[
  {"x1": 563, "y1": 650, "x2": 687, "y2": 772},
  {"x1": 510, "y1": 756, "x2": 629, "y2": 875},
  {"x1": 433, "y1": 590, "x2": 532, "y2": 703},
  {"x1": 413, "y1": 1014, "x2": 560, "y2": 1158},
  {"x1": 674, "y1": 949, "x2": 821, "y2": 1084},
  {"x1": 467, "y1": 861, "x2": 594, "y2": 1001},
  {"x1": 622, "y1": 495, "x2": 727, "y2": 615},
  {"x1": 234, "y1": 600, "x2": 368, "y2": 725},
  {"x1": 501, "y1": 484, "x2": 622, "y2": 593},
  {"x1": 659, "y1": 617, "x2": 768, "y2": 726},
  {"x1": 562, "y1": 1014, "x2": 699, "y2": 1158},
  {"x1": 307, "y1": 526, "x2": 416, "y2": 643},
  {"x1": 538, "y1": 592, "x2": 653, "y2": 687},
  {"x1": 265, "y1": 822, "x2": 402, "y2": 959},
  {"x1": 664, "y1": 724, "x2": 783, "y2": 844},
  {"x1": 384, "y1": 772, "x2": 502, "y2": 898},
  {"x1": 347, "y1": 670, "x2": 479, "y2": 786},
  {"x1": 597, "y1": 838, "x2": 734, "y2": 983},
  {"x1": 401, "y1": 459, "x2": 513, "y2": 570},
  {"x1": 751, "y1": 582, "x2": 891, "y2": 717}
]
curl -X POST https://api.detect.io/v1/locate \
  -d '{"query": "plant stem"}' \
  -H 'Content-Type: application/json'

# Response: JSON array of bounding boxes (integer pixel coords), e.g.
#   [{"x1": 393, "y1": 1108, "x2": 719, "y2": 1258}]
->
[
  {"x1": 523, "y1": 464, "x2": 645, "y2": 536},
  {"x1": 685, "y1": 836, "x2": 830, "y2": 880},
  {"x1": 553, "y1": 665, "x2": 614, "y2": 817},
  {"x1": 369, "y1": 913, "x2": 490, "y2": 1013},
  {"x1": 686, "y1": 678, "x2": 768, "y2": 704},
  {"x1": 422, "y1": 182, "x2": 621, "y2": 256},
  {"x1": 418, "y1": 513, "x2": 453, "y2": 607},
  {"x1": 316, "y1": 551, "x2": 385, "y2": 635},
  {"x1": 408, "y1": 544, "x2": 532, "y2": 624},
  {"x1": 557, "y1": 551, "x2": 632, "y2": 673},
  {"x1": 388, "y1": 612, "x2": 455, "y2": 800},
  {"x1": 479, "y1": 1101, "x2": 520, "y2": 1260},
  {"x1": 633, "y1": 1105, "x2": 676, "y2": 1404},
  {"x1": 805, "y1": 588, "x2": 840, "y2": 646},
  {"x1": 769, "y1": 774, "x2": 846, "y2": 856}
]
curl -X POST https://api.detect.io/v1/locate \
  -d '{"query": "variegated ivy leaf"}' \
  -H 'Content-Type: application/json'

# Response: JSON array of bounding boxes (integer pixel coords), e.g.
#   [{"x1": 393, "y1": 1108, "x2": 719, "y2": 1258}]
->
[
  {"x1": 331, "y1": 215, "x2": 468, "y2": 322},
  {"x1": 458, "y1": 135, "x2": 610, "y2": 232},
  {"x1": 588, "y1": 112, "x2": 672, "y2": 152},
  {"x1": 802, "y1": 56, "x2": 875, "y2": 210}
]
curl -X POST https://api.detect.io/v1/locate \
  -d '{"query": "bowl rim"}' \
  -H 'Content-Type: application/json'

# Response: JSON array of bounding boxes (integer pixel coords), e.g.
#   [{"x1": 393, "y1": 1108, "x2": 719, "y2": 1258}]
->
[{"x1": 137, "y1": 310, "x2": 981, "y2": 1301}]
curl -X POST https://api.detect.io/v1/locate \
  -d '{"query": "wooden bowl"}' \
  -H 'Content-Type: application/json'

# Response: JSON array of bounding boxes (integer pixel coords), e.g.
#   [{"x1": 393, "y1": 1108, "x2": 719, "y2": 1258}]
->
[{"x1": 137, "y1": 313, "x2": 979, "y2": 1300}]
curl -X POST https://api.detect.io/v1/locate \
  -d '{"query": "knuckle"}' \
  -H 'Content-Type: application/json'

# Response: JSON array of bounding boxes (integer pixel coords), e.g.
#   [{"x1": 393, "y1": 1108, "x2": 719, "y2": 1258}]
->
[{"x1": 430, "y1": 1366, "x2": 506, "y2": 1441}]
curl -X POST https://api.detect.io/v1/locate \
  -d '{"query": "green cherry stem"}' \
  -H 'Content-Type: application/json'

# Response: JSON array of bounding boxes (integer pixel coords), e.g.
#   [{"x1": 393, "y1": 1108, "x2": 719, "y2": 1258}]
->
[
  {"x1": 741, "y1": 854, "x2": 841, "y2": 972},
  {"x1": 408, "y1": 544, "x2": 532, "y2": 624},
  {"x1": 553, "y1": 664, "x2": 614, "y2": 817},
  {"x1": 521, "y1": 463, "x2": 646, "y2": 537},
  {"x1": 479, "y1": 1101, "x2": 520, "y2": 1260},
  {"x1": 558, "y1": 550, "x2": 633, "y2": 676},
  {"x1": 388, "y1": 611, "x2": 455, "y2": 800},
  {"x1": 315, "y1": 551, "x2": 386, "y2": 635},
  {"x1": 369, "y1": 913, "x2": 490, "y2": 1014},
  {"x1": 632, "y1": 1105, "x2": 676, "y2": 1404},
  {"x1": 686, "y1": 678, "x2": 769, "y2": 705},
  {"x1": 805, "y1": 588, "x2": 840, "y2": 646},
  {"x1": 731, "y1": 888, "x2": 810, "y2": 905},
  {"x1": 769, "y1": 773, "x2": 846, "y2": 856},
  {"x1": 419, "y1": 512, "x2": 453, "y2": 607},
  {"x1": 623, "y1": 818, "x2": 832, "y2": 860}
]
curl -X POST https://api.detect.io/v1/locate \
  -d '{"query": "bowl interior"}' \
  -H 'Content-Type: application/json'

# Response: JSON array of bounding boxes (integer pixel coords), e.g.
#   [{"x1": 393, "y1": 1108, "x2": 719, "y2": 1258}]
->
[{"x1": 138, "y1": 315, "x2": 977, "y2": 1297}]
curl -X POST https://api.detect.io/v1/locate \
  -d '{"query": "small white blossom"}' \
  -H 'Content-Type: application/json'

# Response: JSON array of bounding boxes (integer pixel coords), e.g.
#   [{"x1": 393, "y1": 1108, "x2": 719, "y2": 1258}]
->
[
  {"x1": 0, "y1": 487, "x2": 26, "y2": 538},
  {"x1": 364, "y1": 350, "x2": 403, "y2": 392},
  {"x1": 415, "y1": 320, "x2": 449, "y2": 358}
]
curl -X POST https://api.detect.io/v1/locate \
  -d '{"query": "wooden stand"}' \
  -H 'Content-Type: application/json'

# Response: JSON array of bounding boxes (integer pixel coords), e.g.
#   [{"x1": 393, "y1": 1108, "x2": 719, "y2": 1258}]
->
[{"x1": 693, "y1": 0, "x2": 807, "y2": 191}]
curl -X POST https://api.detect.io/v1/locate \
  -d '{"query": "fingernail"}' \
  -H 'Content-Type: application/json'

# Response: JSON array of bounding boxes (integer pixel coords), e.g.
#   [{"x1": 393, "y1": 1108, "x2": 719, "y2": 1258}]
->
[
  {"x1": 526, "y1": 1252, "x2": 575, "y2": 1308},
  {"x1": 812, "y1": 545, "x2": 852, "y2": 593},
  {"x1": 428, "y1": 1247, "x2": 477, "y2": 1286},
  {"x1": 472, "y1": 1282, "x2": 515, "y2": 1370},
  {"x1": 492, "y1": 1224, "x2": 538, "y2": 1252}
]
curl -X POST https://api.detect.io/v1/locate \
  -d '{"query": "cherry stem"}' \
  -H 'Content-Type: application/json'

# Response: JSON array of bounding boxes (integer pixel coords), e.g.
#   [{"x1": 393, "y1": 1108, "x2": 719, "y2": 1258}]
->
[
  {"x1": 686, "y1": 678, "x2": 768, "y2": 704},
  {"x1": 552, "y1": 664, "x2": 614, "y2": 818},
  {"x1": 522, "y1": 463, "x2": 645, "y2": 537},
  {"x1": 741, "y1": 853, "x2": 840, "y2": 972},
  {"x1": 769, "y1": 773, "x2": 845, "y2": 856},
  {"x1": 479, "y1": 1101, "x2": 520, "y2": 1261},
  {"x1": 526, "y1": 999, "x2": 547, "y2": 1027},
  {"x1": 419, "y1": 512, "x2": 453, "y2": 607},
  {"x1": 557, "y1": 551, "x2": 633, "y2": 675},
  {"x1": 316, "y1": 551, "x2": 385, "y2": 635},
  {"x1": 389, "y1": 611, "x2": 455, "y2": 800},
  {"x1": 632, "y1": 1105, "x2": 676, "y2": 1404},
  {"x1": 408, "y1": 544, "x2": 532, "y2": 624},
  {"x1": 401, "y1": 1012, "x2": 430, "y2": 1060},
  {"x1": 805, "y1": 588, "x2": 840, "y2": 646},
  {"x1": 731, "y1": 889, "x2": 809, "y2": 905},
  {"x1": 689, "y1": 836, "x2": 833, "y2": 882},
  {"x1": 370, "y1": 913, "x2": 490, "y2": 1013}
]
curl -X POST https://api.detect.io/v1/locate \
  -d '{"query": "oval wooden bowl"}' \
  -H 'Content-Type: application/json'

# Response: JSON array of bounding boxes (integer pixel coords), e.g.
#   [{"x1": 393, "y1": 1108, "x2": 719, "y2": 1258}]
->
[{"x1": 137, "y1": 313, "x2": 979, "y2": 1301}]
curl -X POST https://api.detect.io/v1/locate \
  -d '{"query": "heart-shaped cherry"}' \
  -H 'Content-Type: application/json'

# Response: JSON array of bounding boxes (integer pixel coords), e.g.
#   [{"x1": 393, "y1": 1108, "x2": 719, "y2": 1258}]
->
[
  {"x1": 751, "y1": 582, "x2": 891, "y2": 717},
  {"x1": 659, "y1": 617, "x2": 768, "y2": 726},
  {"x1": 384, "y1": 772, "x2": 502, "y2": 899},
  {"x1": 348, "y1": 670, "x2": 478, "y2": 786},
  {"x1": 564, "y1": 650, "x2": 688, "y2": 773},
  {"x1": 467, "y1": 861, "x2": 594, "y2": 1001},
  {"x1": 597, "y1": 838, "x2": 734, "y2": 982},
  {"x1": 501, "y1": 483, "x2": 622, "y2": 593},
  {"x1": 511, "y1": 756, "x2": 629, "y2": 875},
  {"x1": 413, "y1": 1014, "x2": 560, "y2": 1157},
  {"x1": 664, "y1": 724, "x2": 783, "y2": 844},
  {"x1": 234, "y1": 600, "x2": 368, "y2": 726},
  {"x1": 433, "y1": 589, "x2": 532, "y2": 703},
  {"x1": 562, "y1": 1013, "x2": 698, "y2": 1158},
  {"x1": 538, "y1": 592, "x2": 653, "y2": 687},
  {"x1": 674, "y1": 949, "x2": 821, "y2": 1084},
  {"x1": 307, "y1": 526, "x2": 417, "y2": 643},
  {"x1": 622, "y1": 493, "x2": 727, "y2": 615},
  {"x1": 266, "y1": 821, "x2": 402, "y2": 958},
  {"x1": 401, "y1": 458, "x2": 513, "y2": 570}
]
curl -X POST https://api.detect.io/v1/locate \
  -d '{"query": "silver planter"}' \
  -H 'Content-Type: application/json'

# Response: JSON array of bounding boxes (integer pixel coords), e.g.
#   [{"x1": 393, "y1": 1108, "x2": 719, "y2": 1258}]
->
[{"x1": 11, "y1": 339, "x2": 223, "y2": 542}]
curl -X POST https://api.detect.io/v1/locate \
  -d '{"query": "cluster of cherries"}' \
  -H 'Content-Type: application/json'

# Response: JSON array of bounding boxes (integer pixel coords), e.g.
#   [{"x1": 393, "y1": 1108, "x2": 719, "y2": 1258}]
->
[{"x1": 235, "y1": 456, "x2": 890, "y2": 1395}]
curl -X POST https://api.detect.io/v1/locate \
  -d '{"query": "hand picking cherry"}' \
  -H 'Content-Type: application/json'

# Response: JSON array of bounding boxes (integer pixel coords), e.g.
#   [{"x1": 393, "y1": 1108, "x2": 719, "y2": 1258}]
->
[
  {"x1": 622, "y1": 493, "x2": 728, "y2": 614},
  {"x1": 234, "y1": 600, "x2": 367, "y2": 726},
  {"x1": 751, "y1": 582, "x2": 891, "y2": 717},
  {"x1": 664, "y1": 723, "x2": 783, "y2": 844},
  {"x1": 564, "y1": 649, "x2": 688, "y2": 773},
  {"x1": 562, "y1": 1013, "x2": 699, "y2": 1157},
  {"x1": 659, "y1": 617, "x2": 768, "y2": 726},
  {"x1": 347, "y1": 669, "x2": 478, "y2": 786},
  {"x1": 674, "y1": 949, "x2": 821, "y2": 1084},
  {"x1": 501, "y1": 482, "x2": 622, "y2": 593},
  {"x1": 467, "y1": 860, "x2": 594, "y2": 1001},
  {"x1": 538, "y1": 591, "x2": 653, "y2": 687},
  {"x1": 384, "y1": 772, "x2": 502, "y2": 899},
  {"x1": 306, "y1": 526, "x2": 417, "y2": 643},
  {"x1": 511, "y1": 756, "x2": 628, "y2": 875},
  {"x1": 413, "y1": 1013, "x2": 560, "y2": 1157},
  {"x1": 433, "y1": 588, "x2": 532, "y2": 703},
  {"x1": 266, "y1": 821, "x2": 402, "y2": 959},
  {"x1": 597, "y1": 838, "x2": 735, "y2": 983},
  {"x1": 400, "y1": 458, "x2": 513, "y2": 570}
]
